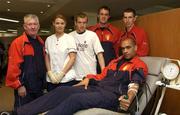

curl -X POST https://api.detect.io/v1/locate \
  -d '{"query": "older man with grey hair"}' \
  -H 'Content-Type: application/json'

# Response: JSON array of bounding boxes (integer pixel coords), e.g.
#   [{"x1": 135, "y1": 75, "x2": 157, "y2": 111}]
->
[{"x1": 6, "y1": 14, "x2": 46, "y2": 111}]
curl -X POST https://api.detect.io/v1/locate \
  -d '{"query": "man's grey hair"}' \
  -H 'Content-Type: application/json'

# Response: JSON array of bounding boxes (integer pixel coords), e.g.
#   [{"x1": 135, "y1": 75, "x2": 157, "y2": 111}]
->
[{"x1": 24, "y1": 14, "x2": 39, "y2": 24}]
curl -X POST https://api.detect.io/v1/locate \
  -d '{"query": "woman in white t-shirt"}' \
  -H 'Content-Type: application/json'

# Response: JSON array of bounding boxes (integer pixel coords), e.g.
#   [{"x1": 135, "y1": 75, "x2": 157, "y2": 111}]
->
[{"x1": 45, "y1": 14, "x2": 78, "y2": 91}]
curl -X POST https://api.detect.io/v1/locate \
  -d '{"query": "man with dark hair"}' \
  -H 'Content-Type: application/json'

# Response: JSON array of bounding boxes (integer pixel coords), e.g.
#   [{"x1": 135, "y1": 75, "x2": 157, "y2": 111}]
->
[
  {"x1": 120, "y1": 8, "x2": 149, "y2": 56},
  {"x1": 123, "y1": 8, "x2": 137, "y2": 16},
  {"x1": 88, "y1": 6, "x2": 122, "y2": 72},
  {"x1": 17, "y1": 35, "x2": 148, "y2": 115}
]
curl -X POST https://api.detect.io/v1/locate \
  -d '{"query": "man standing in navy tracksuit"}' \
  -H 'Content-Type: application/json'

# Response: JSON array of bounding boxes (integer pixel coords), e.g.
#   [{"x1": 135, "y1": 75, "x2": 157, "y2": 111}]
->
[
  {"x1": 17, "y1": 35, "x2": 148, "y2": 115},
  {"x1": 6, "y1": 14, "x2": 46, "y2": 111},
  {"x1": 88, "y1": 6, "x2": 122, "y2": 73}
]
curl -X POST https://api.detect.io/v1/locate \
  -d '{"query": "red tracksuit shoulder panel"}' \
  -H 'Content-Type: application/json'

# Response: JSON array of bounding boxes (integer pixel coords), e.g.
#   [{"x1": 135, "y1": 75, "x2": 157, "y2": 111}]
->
[
  {"x1": 6, "y1": 34, "x2": 27, "y2": 89},
  {"x1": 87, "y1": 56, "x2": 148, "y2": 81},
  {"x1": 5, "y1": 33, "x2": 44, "y2": 89},
  {"x1": 130, "y1": 26, "x2": 149, "y2": 56},
  {"x1": 87, "y1": 57, "x2": 122, "y2": 80}
]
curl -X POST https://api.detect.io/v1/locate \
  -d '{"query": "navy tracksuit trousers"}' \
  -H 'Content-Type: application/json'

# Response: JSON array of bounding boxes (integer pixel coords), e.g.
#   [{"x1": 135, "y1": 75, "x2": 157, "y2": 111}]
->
[
  {"x1": 14, "y1": 90, "x2": 43, "y2": 111},
  {"x1": 17, "y1": 86, "x2": 119, "y2": 115}
]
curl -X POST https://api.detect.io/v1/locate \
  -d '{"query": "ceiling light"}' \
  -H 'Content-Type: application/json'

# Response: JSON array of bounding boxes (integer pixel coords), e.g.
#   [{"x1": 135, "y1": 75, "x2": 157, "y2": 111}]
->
[
  {"x1": 7, "y1": 9, "x2": 11, "y2": 11},
  {"x1": 0, "y1": 17, "x2": 19, "y2": 23},
  {"x1": 47, "y1": 4, "x2": 51, "y2": 7},
  {"x1": 7, "y1": 29, "x2": 17, "y2": 32},
  {"x1": 12, "y1": 31, "x2": 18, "y2": 34},
  {"x1": 40, "y1": 30, "x2": 50, "y2": 33},
  {"x1": 0, "y1": 30, "x2": 7, "y2": 33},
  {"x1": 40, "y1": 11, "x2": 44, "y2": 14},
  {"x1": 68, "y1": 28, "x2": 73, "y2": 31},
  {"x1": 6, "y1": 1, "x2": 11, "y2": 4}
]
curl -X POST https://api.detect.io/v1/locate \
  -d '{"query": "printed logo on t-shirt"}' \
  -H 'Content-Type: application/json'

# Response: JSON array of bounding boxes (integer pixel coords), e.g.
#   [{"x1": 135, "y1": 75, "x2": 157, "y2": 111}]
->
[{"x1": 76, "y1": 41, "x2": 88, "y2": 51}]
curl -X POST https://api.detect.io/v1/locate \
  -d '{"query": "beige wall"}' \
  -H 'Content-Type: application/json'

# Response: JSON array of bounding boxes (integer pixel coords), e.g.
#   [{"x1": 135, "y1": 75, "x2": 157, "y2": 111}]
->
[
  {"x1": 111, "y1": 8, "x2": 180, "y2": 59},
  {"x1": 0, "y1": 86, "x2": 14, "y2": 111}
]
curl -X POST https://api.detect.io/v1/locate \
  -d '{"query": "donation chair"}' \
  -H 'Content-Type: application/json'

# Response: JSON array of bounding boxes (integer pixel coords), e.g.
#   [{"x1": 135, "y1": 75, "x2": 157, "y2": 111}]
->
[{"x1": 75, "y1": 56, "x2": 168, "y2": 115}]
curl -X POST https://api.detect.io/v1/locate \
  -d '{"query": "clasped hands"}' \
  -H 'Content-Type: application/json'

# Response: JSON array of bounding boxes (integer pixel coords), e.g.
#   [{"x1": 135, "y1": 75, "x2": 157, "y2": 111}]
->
[{"x1": 48, "y1": 71, "x2": 65, "y2": 84}]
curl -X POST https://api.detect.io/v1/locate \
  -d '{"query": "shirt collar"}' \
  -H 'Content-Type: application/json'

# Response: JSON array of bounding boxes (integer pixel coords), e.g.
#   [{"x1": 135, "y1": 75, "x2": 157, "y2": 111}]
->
[
  {"x1": 22, "y1": 32, "x2": 44, "y2": 45},
  {"x1": 115, "y1": 55, "x2": 139, "y2": 63}
]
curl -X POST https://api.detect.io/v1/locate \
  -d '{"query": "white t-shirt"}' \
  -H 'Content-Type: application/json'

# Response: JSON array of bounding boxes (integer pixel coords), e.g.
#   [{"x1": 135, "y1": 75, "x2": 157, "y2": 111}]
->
[
  {"x1": 69, "y1": 30, "x2": 104, "y2": 80},
  {"x1": 45, "y1": 33, "x2": 77, "y2": 83}
]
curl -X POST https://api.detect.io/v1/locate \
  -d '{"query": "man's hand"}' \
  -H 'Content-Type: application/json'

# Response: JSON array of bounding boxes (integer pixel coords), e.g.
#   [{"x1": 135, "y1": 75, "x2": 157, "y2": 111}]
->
[
  {"x1": 54, "y1": 71, "x2": 65, "y2": 83},
  {"x1": 18, "y1": 86, "x2": 26, "y2": 97},
  {"x1": 73, "y1": 77, "x2": 90, "y2": 89},
  {"x1": 118, "y1": 95, "x2": 131, "y2": 111},
  {"x1": 47, "y1": 71, "x2": 58, "y2": 84}
]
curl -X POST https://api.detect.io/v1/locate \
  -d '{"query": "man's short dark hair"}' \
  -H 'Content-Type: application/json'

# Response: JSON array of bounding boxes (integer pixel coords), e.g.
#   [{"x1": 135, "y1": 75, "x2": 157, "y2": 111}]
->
[
  {"x1": 74, "y1": 12, "x2": 88, "y2": 22},
  {"x1": 123, "y1": 8, "x2": 136, "y2": 17},
  {"x1": 98, "y1": 6, "x2": 110, "y2": 14},
  {"x1": 120, "y1": 34, "x2": 137, "y2": 46}
]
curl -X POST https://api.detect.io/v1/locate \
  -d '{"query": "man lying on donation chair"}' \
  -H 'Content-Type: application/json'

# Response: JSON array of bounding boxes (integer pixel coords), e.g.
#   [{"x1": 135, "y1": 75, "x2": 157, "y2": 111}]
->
[{"x1": 16, "y1": 35, "x2": 148, "y2": 115}]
